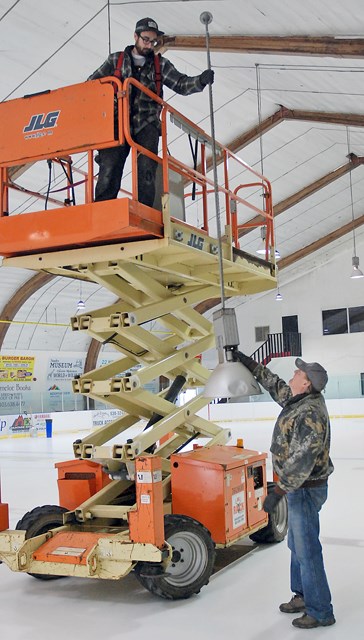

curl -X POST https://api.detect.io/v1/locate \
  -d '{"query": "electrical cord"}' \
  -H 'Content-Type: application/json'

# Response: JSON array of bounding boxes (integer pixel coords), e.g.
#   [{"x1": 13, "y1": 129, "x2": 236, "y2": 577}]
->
[
  {"x1": 188, "y1": 134, "x2": 198, "y2": 200},
  {"x1": 58, "y1": 159, "x2": 76, "y2": 206},
  {"x1": 44, "y1": 159, "x2": 53, "y2": 210}
]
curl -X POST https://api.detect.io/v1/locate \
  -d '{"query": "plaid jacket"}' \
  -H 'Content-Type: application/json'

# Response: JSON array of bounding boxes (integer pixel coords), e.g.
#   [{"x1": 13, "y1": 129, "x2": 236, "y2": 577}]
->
[
  {"x1": 88, "y1": 46, "x2": 204, "y2": 134},
  {"x1": 253, "y1": 363, "x2": 334, "y2": 492}
]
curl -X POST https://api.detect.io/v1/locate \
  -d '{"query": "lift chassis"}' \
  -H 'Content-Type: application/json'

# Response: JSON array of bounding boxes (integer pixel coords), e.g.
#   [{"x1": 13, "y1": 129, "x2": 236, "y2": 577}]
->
[{"x1": 0, "y1": 77, "x2": 287, "y2": 598}]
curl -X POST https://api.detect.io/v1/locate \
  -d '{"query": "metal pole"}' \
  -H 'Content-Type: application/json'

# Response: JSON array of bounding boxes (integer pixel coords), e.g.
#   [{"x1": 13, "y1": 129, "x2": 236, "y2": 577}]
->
[{"x1": 200, "y1": 11, "x2": 226, "y2": 309}]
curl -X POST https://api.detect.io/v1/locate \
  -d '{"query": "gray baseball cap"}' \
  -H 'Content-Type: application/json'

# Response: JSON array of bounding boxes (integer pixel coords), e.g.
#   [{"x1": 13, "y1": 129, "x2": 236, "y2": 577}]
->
[
  {"x1": 295, "y1": 358, "x2": 328, "y2": 392},
  {"x1": 135, "y1": 18, "x2": 164, "y2": 36}
]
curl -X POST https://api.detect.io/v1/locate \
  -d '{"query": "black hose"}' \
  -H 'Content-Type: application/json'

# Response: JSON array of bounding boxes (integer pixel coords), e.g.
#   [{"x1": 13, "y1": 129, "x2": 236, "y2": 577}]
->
[{"x1": 44, "y1": 159, "x2": 52, "y2": 210}]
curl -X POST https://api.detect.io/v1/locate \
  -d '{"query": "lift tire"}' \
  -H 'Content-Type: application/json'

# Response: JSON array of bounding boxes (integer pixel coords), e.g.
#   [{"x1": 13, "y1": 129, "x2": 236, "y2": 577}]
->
[
  {"x1": 249, "y1": 482, "x2": 288, "y2": 543},
  {"x1": 16, "y1": 504, "x2": 68, "y2": 580},
  {"x1": 134, "y1": 514, "x2": 216, "y2": 600}
]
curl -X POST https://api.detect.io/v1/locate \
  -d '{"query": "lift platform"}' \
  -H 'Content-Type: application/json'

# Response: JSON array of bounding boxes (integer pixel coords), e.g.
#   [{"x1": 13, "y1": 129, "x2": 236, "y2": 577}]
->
[{"x1": 0, "y1": 77, "x2": 286, "y2": 599}]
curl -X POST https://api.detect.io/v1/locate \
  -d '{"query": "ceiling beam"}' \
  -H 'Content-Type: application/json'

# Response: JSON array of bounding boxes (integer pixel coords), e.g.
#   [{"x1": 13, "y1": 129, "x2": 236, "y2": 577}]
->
[
  {"x1": 238, "y1": 154, "x2": 364, "y2": 238},
  {"x1": 163, "y1": 35, "x2": 364, "y2": 58},
  {"x1": 226, "y1": 108, "x2": 364, "y2": 154},
  {"x1": 0, "y1": 269, "x2": 112, "y2": 381},
  {"x1": 285, "y1": 109, "x2": 364, "y2": 127},
  {"x1": 192, "y1": 106, "x2": 364, "y2": 179},
  {"x1": 274, "y1": 154, "x2": 364, "y2": 215},
  {"x1": 84, "y1": 338, "x2": 102, "y2": 374},
  {"x1": 224, "y1": 106, "x2": 287, "y2": 153},
  {"x1": 0, "y1": 272, "x2": 55, "y2": 348},
  {"x1": 279, "y1": 214, "x2": 364, "y2": 269},
  {"x1": 191, "y1": 106, "x2": 287, "y2": 179}
]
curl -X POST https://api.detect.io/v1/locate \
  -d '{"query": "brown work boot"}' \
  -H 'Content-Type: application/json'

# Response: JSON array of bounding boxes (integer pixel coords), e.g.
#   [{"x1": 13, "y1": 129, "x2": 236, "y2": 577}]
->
[
  {"x1": 279, "y1": 594, "x2": 305, "y2": 613},
  {"x1": 292, "y1": 613, "x2": 336, "y2": 628}
]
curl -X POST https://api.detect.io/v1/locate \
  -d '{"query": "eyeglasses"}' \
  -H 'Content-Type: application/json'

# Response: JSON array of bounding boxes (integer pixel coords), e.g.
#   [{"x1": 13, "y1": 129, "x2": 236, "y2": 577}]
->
[{"x1": 139, "y1": 35, "x2": 158, "y2": 46}]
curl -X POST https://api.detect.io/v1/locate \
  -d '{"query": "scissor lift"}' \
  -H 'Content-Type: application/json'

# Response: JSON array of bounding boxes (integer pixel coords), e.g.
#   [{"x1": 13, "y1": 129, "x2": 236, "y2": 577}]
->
[{"x1": 0, "y1": 77, "x2": 286, "y2": 598}]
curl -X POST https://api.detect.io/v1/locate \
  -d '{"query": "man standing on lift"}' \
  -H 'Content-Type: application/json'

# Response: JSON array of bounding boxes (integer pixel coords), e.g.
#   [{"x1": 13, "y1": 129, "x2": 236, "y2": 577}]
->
[{"x1": 88, "y1": 17, "x2": 214, "y2": 207}]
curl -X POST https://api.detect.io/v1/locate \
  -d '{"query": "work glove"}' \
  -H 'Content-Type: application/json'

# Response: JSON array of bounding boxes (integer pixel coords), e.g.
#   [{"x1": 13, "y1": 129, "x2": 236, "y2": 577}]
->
[
  {"x1": 199, "y1": 69, "x2": 214, "y2": 87},
  {"x1": 263, "y1": 486, "x2": 286, "y2": 514},
  {"x1": 232, "y1": 350, "x2": 259, "y2": 373}
]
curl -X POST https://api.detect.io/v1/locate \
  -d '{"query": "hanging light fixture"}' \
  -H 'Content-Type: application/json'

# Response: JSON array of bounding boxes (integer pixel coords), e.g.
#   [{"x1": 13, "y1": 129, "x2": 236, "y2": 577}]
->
[
  {"x1": 200, "y1": 12, "x2": 261, "y2": 400},
  {"x1": 351, "y1": 255, "x2": 364, "y2": 279},
  {"x1": 76, "y1": 280, "x2": 85, "y2": 311},
  {"x1": 256, "y1": 226, "x2": 281, "y2": 260},
  {"x1": 347, "y1": 128, "x2": 364, "y2": 279},
  {"x1": 203, "y1": 308, "x2": 262, "y2": 398},
  {"x1": 77, "y1": 299, "x2": 85, "y2": 311},
  {"x1": 274, "y1": 264, "x2": 283, "y2": 301},
  {"x1": 254, "y1": 65, "x2": 280, "y2": 265}
]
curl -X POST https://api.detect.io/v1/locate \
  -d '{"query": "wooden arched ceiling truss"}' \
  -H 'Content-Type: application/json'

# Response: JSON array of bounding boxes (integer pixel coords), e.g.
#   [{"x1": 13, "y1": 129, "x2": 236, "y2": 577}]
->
[
  {"x1": 0, "y1": 272, "x2": 55, "y2": 347},
  {"x1": 162, "y1": 35, "x2": 364, "y2": 58}
]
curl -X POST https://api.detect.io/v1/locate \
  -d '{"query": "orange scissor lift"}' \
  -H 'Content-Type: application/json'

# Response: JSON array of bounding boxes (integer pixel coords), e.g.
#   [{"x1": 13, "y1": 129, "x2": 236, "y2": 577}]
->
[{"x1": 0, "y1": 77, "x2": 287, "y2": 599}]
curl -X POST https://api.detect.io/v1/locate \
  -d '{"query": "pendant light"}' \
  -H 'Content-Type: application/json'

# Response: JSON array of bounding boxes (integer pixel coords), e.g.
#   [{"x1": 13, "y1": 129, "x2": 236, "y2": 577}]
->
[
  {"x1": 347, "y1": 128, "x2": 364, "y2": 279},
  {"x1": 200, "y1": 12, "x2": 261, "y2": 399}
]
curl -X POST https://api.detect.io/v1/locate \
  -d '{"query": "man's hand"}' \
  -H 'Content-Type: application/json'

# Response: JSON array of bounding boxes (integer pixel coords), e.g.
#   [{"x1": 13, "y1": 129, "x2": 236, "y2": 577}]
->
[
  {"x1": 199, "y1": 69, "x2": 214, "y2": 86},
  {"x1": 263, "y1": 487, "x2": 286, "y2": 514},
  {"x1": 232, "y1": 350, "x2": 259, "y2": 372}
]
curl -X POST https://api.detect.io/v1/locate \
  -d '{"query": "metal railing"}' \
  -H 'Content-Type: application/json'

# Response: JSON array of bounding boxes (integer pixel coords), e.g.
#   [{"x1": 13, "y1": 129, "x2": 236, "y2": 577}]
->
[
  {"x1": 251, "y1": 332, "x2": 302, "y2": 366},
  {"x1": 0, "y1": 77, "x2": 276, "y2": 263}
]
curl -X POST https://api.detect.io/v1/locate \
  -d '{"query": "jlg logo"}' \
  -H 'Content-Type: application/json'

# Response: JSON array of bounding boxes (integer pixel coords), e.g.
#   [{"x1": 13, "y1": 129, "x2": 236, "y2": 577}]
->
[{"x1": 23, "y1": 110, "x2": 61, "y2": 138}]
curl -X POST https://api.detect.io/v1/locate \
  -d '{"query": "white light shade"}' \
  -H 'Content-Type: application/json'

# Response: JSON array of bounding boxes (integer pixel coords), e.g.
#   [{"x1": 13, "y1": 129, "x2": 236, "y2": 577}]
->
[
  {"x1": 256, "y1": 247, "x2": 281, "y2": 260},
  {"x1": 77, "y1": 299, "x2": 85, "y2": 310},
  {"x1": 203, "y1": 361, "x2": 262, "y2": 398},
  {"x1": 275, "y1": 291, "x2": 283, "y2": 301}
]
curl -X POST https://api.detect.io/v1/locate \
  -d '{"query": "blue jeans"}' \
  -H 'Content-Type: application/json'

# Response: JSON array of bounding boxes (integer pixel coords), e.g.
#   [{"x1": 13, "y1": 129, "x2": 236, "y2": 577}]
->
[{"x1": 287, "y1": 485, "x2": 334, "y2": 622}]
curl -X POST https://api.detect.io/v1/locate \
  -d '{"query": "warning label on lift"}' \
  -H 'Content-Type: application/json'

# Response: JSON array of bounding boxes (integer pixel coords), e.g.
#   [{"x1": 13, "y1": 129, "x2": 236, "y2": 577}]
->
[
  {"x1": 136, "y1": 470, "x2": 162, "y2": 484},
  {"x1": 232, "y1": 484, "x2": 246, "y2": 529}
]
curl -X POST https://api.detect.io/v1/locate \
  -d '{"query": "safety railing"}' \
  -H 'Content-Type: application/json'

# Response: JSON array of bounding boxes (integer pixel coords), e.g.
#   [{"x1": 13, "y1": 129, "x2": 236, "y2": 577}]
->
[
  {"x1": 251, "y1": 332, "x2": 302, "y2": 366},
  {"x1": 122, "y1": 77, "x2": 275, "y2": 254},
  {"x1": 0, "y1": 76, "x2": 275, "y2": 259}
]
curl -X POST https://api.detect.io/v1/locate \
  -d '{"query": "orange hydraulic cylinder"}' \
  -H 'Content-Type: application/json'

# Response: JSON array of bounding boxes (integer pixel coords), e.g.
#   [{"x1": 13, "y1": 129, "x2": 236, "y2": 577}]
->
[{"x1": 128, "y1": 456, "x2": 165, "y2": 548}]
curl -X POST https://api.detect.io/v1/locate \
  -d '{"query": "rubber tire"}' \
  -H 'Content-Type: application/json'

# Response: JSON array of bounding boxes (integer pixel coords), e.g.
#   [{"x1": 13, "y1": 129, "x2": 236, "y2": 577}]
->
[
  {"x1": 135, "y1": 514, "x2": 215, "y2": 600},
  {"x1": 249, "y1": 482, "x2": 288, "y2": 543},
  {"x1": 16, "y1": 505, "x2": 68, "y2": 580}
]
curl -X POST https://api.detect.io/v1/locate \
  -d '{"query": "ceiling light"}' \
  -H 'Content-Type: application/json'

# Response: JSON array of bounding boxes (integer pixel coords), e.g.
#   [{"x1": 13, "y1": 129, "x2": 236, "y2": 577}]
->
[
  {"x1": 256, "y1": 226, "x2": 280, "y2": 259},
  {"x1": 350, "y1": 256, "x2": 364, "y2": 279},
  {"x1": 275, "y1": 289, "x2": 283, "y2": 301},
  {"x1": 199, "y1": 16, "x2": 261, "y2": 402},
  {"x1": 204, "y1": 360, "x2": 261, "y2": 398},
  {"x1": 347, "y1": 127, "x2": 364, "y2": 281},
  {"x1": 256, "y1": 246, "x2": 281, "y2": 260},
  {"x1": 77, "y1": 299, "x2": 85, "y2": 311},
  {"x1": 202, "y1": 308, "x2": 261, "y2": 399}
]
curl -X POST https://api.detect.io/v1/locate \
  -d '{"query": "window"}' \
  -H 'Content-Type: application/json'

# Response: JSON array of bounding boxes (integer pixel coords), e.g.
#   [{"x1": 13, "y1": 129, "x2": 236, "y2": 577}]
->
[
  {"x1": 348, "y1": 306, "x2": 364, "y2": 333},
  {"x1": 255, "y1": 326, "x2": 270, "y2": 342},
  {"x1": 322, "y1": 309, "x2": 348, "y2": 335},
  {"x1": 322, "y1": 307, "x2": 364, "y2": 335}
]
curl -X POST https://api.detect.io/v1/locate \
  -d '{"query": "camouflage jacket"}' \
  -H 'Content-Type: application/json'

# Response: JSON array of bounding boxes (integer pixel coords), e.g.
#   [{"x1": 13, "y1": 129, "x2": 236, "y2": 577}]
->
[
  {"x1": 88, "y1": 46, "x2": 204, "y2": 134},
  {"x1": 252, "y1": 363, "x2": 334, "y2": 492}
]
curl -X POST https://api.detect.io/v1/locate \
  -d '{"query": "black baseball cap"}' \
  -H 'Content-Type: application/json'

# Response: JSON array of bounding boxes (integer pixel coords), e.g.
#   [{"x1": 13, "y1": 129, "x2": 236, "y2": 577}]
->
[
  {"x1": 295, "y1": 357, "x2": 328, "y2": 392},
  {"x1": 135, "y1": 18, "x2": 164, "y2": 36}
]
